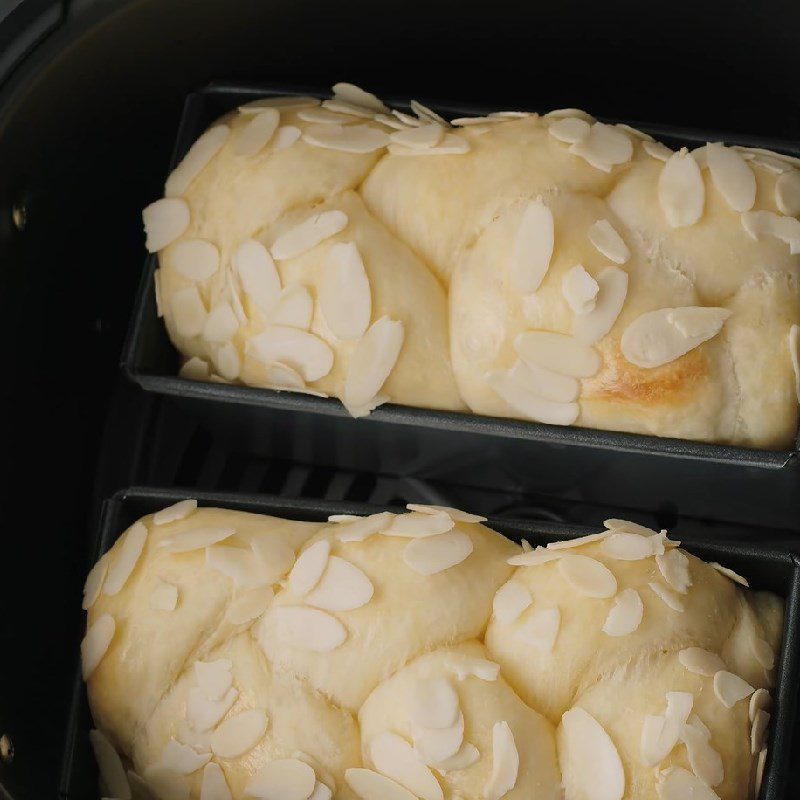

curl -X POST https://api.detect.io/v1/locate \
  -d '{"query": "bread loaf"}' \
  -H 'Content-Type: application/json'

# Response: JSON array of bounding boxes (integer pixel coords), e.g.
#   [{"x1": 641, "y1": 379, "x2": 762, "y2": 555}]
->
[
  {"x1": 82, "y1": 500, "x2": 781, "y2": 799},
  {"x1": 143, "y1": 84, "x2": 800, "y2": 448}
]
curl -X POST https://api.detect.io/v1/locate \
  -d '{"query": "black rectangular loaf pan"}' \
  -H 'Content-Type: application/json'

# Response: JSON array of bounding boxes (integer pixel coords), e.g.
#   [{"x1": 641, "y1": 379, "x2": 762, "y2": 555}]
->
[
  {"x1": 123, "y1": 83, "x2": 800, "y2": 474},
  {"x1": 61, "y1": 486, "x2": 800, "y2": 799}
]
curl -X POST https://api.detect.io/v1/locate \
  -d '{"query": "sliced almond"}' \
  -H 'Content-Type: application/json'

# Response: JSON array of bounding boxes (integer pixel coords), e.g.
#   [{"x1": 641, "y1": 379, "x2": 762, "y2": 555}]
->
[
  {"x1": 569, "y1": 122, "x2": 632, "y2": 170},
  {"x1": 143, "y1": 198, "x2": 190, "y2": 252},
  {"x1": 692, "y1": 145, "x2": 709, "y2": 169},
  {"x1": 658, "y1": 148, "x2": 705, "y2": 227},
  {"x1": 308, "y1": 782, "x2": 333, "y2": 800},
  {"x1": 271, "y1": 210, "x2": 348, "y2": 261},
  {"x1": 615, "y1": 123, "x2": 654, "y2": 142},
  {"x1": 322, "y1": 99, "x2": 376, "y2": 118},
  {"x1": 775, "y1": 170, "x2": 800, "y2": 216},
  {"x1": 389, "y1": 124, "x2": 444, "y2": 149},
  {"x1": 170, "y1": 287, "x2": 207, "y2": 338},
  {"x1": 210, "y1": 709, "x2": 268, "y2": 759},
  {"x1": 573, "y1": 266, "x2": 628, "y2": 345},
  {"x1": 406, "y1": 505, "x2": 486, "y2": 523},
  {"x1": 389, "y1": 133, "x2": 468, "y2": 156},
  {"x1": 655, "y1": 549, "x2": 691, "y2": 594},
  {"x1": 269, "y1": 284, "x2": 313, "y2": 330},
  {"x1": 274, "y1": 125, "x2": 301, "y2": 150},
  {"x1": 434, "y1": 742, "x2": 480, "y2": 773},
  {"x1": 225, "y1": 587, "x2": 273, "y2": 625},
  {"x1": 756, "y1": 749, "x2": 768, "y2": 797},
  {"x1": 449, "y1": 656, "x2": 500, "y2": 682},
  {"x1": 751, "y1": 637, "x2": 775, "y2": 670},
  {"x1": 239, "y1": 96, "x2": 320, "y2": 113},
  {"x1": 602, "y1": 588, "x2": 643, "y2": 636},
  {"x1": 142, "y1": 767, "x2": 189, "y2": 800},
  {"x1": 409, "y1": 99, "x2": 448, "y2": 126},
  {"x1": 298, "y1": 107, "x2": 359, "y2": 124},
  {"x1": 403, "y1": 531, "x2": 473, "y2": 575},
  {"x1": 680, "y1": 723, "x2": 723, "y2": 786},
  {"x1": 678, "y1": 647, "x2": 725, "y2": 677},
  {"x1": 641, "y1": 715, "x2": 679, "y2": 767},
  {"x1": 510, "y1": 198, "x2": 554, "y2": 293},
  {"x1": 165, "y1": 125, "x2": 229, "y2": 197},
  {"x1": 302, "y1": 123, "x2": 389, "y2": 154},
  {"x1": 414, "y1": 712, "x2": 464, "y2": 766},
  {"x1": 750, "y1": 689, "x2": 773, "y2": 723},
  {"x1": 709, "y1": 561, "x2": 749, "y2": 587},
  {"x1": 263, "y1": 362, "x2": 306, "y2": 391},
  {"x1": 151, "y1": 579, "x2": 178, "y2": 611},
  {"x1": 154, "y1": 499, "x2": 197, "y2": 525},
  {"x1": 160, "y1": 526, "x2": 234, "y2": 553},
  {"x1": 548, "y1": 116, "x2": 590, "y2": 144},
  {"x1": 383, "y1": 511, "x2": 454, "y2": 538},
  {"x1": 200, "y1": 762, "x2": 232, "y2": 800},
  {"x1": 368, "y1": 732, "x2": 443, "y2": 800},
  {"x1": 271, "y1": 606, "x2": 347, "y2": 651},
  {"x1": 518, "y1": 607, "x2": 560, "y2": 653},
  {"x1": 234, "y1": 239, "x2": 281, "y2": 317},
  {"x1": 621, "y1": 306, "x2": 731, "y2": 368},
  {"x1": 548, "y1": 531, "x2": 611, "y2": 550},
  {"x1": 656, "y1": 767, "x2": 720, "y2": 800},
  {"x1": 206, "y1": 546, "x2": 269, "y2": 589},
  {"x1": 158, "y1": 739, "x2": 211, "y2": 774},
  {"x1": 154, "y1": 269, "x2": 164, "y2": 317},
  {"x1": 486, "y1": 370, "x2": 580, "y2": 425},
  {"x1": 249, "y1": 535, "x2": 296, "y2": 583},
  {"x1": 643, "y1": 140, "x2": 673, "y2": 162},
  {"x1": 287, "y1": 540, "x2": 331, "y2": 597},
  {"x1": 346, "y1": 768, "x2": 418, "y2": 800},
  {"x1": 195, "y1": 659, "x2": 233, "y2": 700},
  {"x1": 211, "y1": 342, "x2": 241, "y2": 382},
  {"x1": 558, "y1": 554, "x2": 617, "y2": 598},
  {"x1": 751, "y1": 709, "x2": 770, "y2": 755},
  {"x1": 409, "y1": 677, "x2": 460, "y2": 730},
  {"x1": 344, "y1": 393, "x2": 388, "y2": 418},
  {"x1": 482, "y1": 721, "x2": 519, "y2": 800},
  {"x1": 509, "y1": 359, "x2": 580, "y2": 403},
  {"x1": 559, "y1": 708, "x2": 624, "y2": 800},
  {"x1": 203, "y1": 301, "x2": 239, "y2": 343},
  {"x1": 334, "y1": 512, "x2": 394, "y2": 542},
  {"x1": 741, "y1": 210, "x2": 800, "y2": 254},
  {"x1": 332, "y1": 82, "x2": 388, "y2": 113},
  {"x1": 604, "y1": 518, "x2": 659, "y2": 535},
  {"x1": 343, "y1": 316, "x2": 404, "y2": 408},
  {"x1": 789, "y1": 325, "x2": 800, "y2": 403},
  {"x1": 545, "y1": 108, "x2": 594, "y2": 121},
  {"x1": 713, "y1": 670, "x2": 754, "y2": 708},
  {"x1": 82, "y1": 553, "x2": 109, "y2": 610},
  {"x1": 706, "y1": 142, "x2": 756, "y2": 212},
  {"x1": 507, "y1": 547, "x2": 563, "y2": 567},
  {"x1": 601, "y1": 532, "x2": 658, "y2": 560},
  {"x1": 89, "y1": 729, "x2": 131, "y2": 800},
  {"x1": 247, "y1": 326, "x2": 333, "y2": 382},
  {"x1": 246, "y1": 758, "x2": 316, "y2": 800},
  {"x1": 649, "y1": 581, "x2": 684, "y2": 612},
  {"x1": 686, "y1": 713, "x2": 711, "y2": 739},
  {"x1": 319, "y1": 242, "x2": 372, "y2": 340},
  {"x1": 588, "y1": 219, "x2": 630, "y2": 264},
  {"x1": 515, "y1": 331, "x2": 601, "y2": 378},
  {"x1": 493, "y1": 580, "x2": 533, "y2": 625},
  {"x1": 234, "y1": 109, "x2": 280, "y2": 157},
  {"x1": 187, "y1": 686, "x2": 238, "y2": 733},
  {"x1": 562, "y1": 264, "x2": 600, "y2": 315},
  {"x1": 304, "y1": 555, "x2": 373, "y2": 611},
  {"x1": 667, "y1": 306, "x2": 729, "y2": 339},
  {"x1": 103, "y1": 521, "x2": 148, "y2": 596},
  {"x1": 392, "y1": 109, "x2": 423, "y2": 127}
]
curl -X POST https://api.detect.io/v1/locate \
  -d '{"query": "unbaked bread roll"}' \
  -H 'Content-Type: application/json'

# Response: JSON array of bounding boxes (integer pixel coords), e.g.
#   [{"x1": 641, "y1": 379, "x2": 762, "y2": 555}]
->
[
  {"x1": 143, "y1": 84, "x2": 800, "y2": 447},
  {"x1": 82, "y1": 499, "x2": 781, "y2": 800}
]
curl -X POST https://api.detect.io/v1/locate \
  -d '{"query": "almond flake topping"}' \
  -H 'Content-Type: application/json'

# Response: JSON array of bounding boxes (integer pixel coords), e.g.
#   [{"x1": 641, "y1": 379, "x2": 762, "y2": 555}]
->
[
  {"x1": 234, "y1": 239, "x2": 281, "y2": 318},
  {"x1": 558, "y1": 554, "x2": 617, "y2": 598},
  {"x1": 493, "y1": 580, "x2": 533, "y2": 624},
  {"x1": 658, "y1": 148, "x2": 705, "y2": 227},
  {"x1": 756, "y1": 749, "x2": 768, "y2": 796},
  {"x1": 389, "y1": 124, "x2": 444, "y2": 149},
  {"x1": 620, "y1": 306, "x2": 731, "y2": 369},
  {"x1": 515, "y1": 331, "x2": 601, "y2": 378},
  {"x1": 776, "y1": 170, "x2": 800, "y2": 216},
  {"x1": 195, "y1": 659, "x2": 233, "y2": 700},
  {"x1": 287, "y1": 540, "x2": 330, "y2": 597},
  {"x1": 562, "y1": 264, "x2": 599, "y2": 315},
  {"x1": 605, "y1": 518, "x2": 658, "y2": 535},
  {"x1": 482, "y1": 721, "x2": 519, "y2": 800},
  {"x1": 304, "y1": 555, "x2": 373, "y2": 611},
  {"x1": 588, "y1": 219, "x2": 630, "y2": 264},
  {"x1": 640, "y1": 692, "x2": 693, "y2": 767},
  {"x1": 332, "y1": 83, "x2": 388, "y2": 113},
  {"x1": 615, "y1": 123, "x2": 654, "y2": 142},
  {"x1": 414, "y1": 711, "x2": 464, "y2": 766},
  {"x1": 368, "y1": 732, "x2": 442, "y2": 800},
  {"x1": 346, "y1": 768, "x2": 418, "y2": 800},
  {"x1": 298, "y1": 107, "x2": 358, "y2": 124},
  {"x1": 752, "y1": 709, "x2": 770, "y2": 754},
  {"x1": 271, "y1": 605, "x2": 347, "y2": 651},
  {"x1": 656, "y1": 549, "x2": 692, "y2": 594},
  {"x1": 274, "y1": 125, "x2": 301, "y2": 150},
  {"x1": 409, "y1": 678, "x2": 460, "y2": 729},
  {"x1": 548, "y1": 116, "x2": 590, "y2": 144},
  {"x1": 302, "y1": 123, "x2": 389, "y2": 153},
  {"x1": 508, "y1": 360, "x2": 580, "y2": 403},
  {"x1": 158, "y1": 739, "x2": 211, "y2": 774},
  {"x1": 547, "y1": 531, "x2": 611, "y2": 550},
  {"x1": 154, "y1": 499, "x2": 197, "y2": 525},
  {"x1": 709, "y1": 561, "x2": 749, "y2": 587},
  {"x1": 486, "y1": 370, "x2": 579, "y2": 426},
  {"x1": 389, "y1": 133, "x2": 468, "y2": 156},
  {"x1": 679, "y1": 648, "x2": 726, "y2": 677},
  {"x1": 234, "y1": 109, "x2": 280, "y2": 157},
  {"x1": 226, "y1": 587, "x2": 273, "y2": 625},
  {"x1": 211, "y1": 343, "x2": 241, "y2": 382},
  {"x1": 507, "y1": 547, "x2": 563, "y2": 567},
  {"x1": 559, "y1": 708, "x2": 624, "y2": 800},
  {"x1": 403, "y1": 531, "x2": 474, "y2": 575},
  {"x1": 151, "y1": 579, "x2": 178, "y2": 611},
  {"x1": 246, "y1": 758, "x2": 317, "y2": 800},
  {"x1": 435, "y1": 742, "x2": 480, "y2": 773},
  {"x1": 170, "y1": 287, "x2": 207, "y2": 338},
  {"x1": 203, "y1": 301, "x2": 239, "y2": 343},
  {"x1": 103, "y1": 521, "x2": 147, "y2": 596},
  {"x1": 169, "y1": 239, "x2": 220, "y2": 282},
  {"x1": 643, "y1": 140, "x2": 673, "y2": 162},
  {"x1": 271, "y1": 210, "x2": 348, "y2": 261},
  {"x1": 649, "y1": 582, "x2": 684, "y2": 612},
  {"x1": 789, "y1": 325, "x2": 800, "y2": 403},
  {"x1": 200, "y1": 762, "x2": 232, "y2": 800},
  {"x1": 384, "y1": 511, "x2": 454, "y2": 538},
  {"x1": 334, "y1": 512, "x2": 394, "y2": 542},
  {"x1": 449, "y1": 656, "x2": 500, "y2": 681},
  {"x1": 269, "y1": 284, "x2": 313, "y2": 330},
  {"x1": 573, "y1": 266, "x2": 629, "y2": 345},
  {"x1": 518, "y1": 607, "x2": 560, "y2": 653},
  {"x1": 409, "y1": 100, "x2": 449, "y2": 126},
  {"x1": 143, "y1": 198, "x2": 190, "y2": 252},
  {"x1": 206, "y1": 546, "x2": 270, "y2": 589},
  {"x1": 263, "y1": 362, "x2": 306, "y2": 391},
  {"x1": 602, "y1": 588, "x2": 643, "y2": 636},
  {"x1": 180, "y1": 358, "x2": 209, "y2": 381},
  {"x1": 247, "y1": 326, "x2": 334, "y2": 382},
  {"x1": 319, "y1": 242, "x2": 372, "y2": 340},
  {"x1": 569, "y1": 122, "x2": 632, "y2": 171},
  {"x1": 342, "y1": 315, "x2": 404, "y2": 410},
  {"x1": 166, "y1": 125, "x2": 229, "y2": 197},
  {"x1": 706, "y1": 142, "x2": 756, "y2": 212},
  {"x1": 187, "y1": 686, "x2": 238, "y2": 733},
  {"x1": 751, "y1": 637, "x2": 776, "y2": 670},
  {"x1": 159, "y1": 526, "x2": 235, "y2": 552},
  {"x1": 680, "y1": 721, "x2": 723, "y2": 787},
  {"x1": 240, "y1": 95, "x2": 319, "y2": 112},
  {"x1": 656, "y1": 767, "x2": 720, "y2": 800},
  {"x1": 741, "y1": 210, "x2": 800, "y2": 254},
  {"x1": 89, "y1": 729, "x2": 130, "y2": 800},
  {"x1": 601, "y1": 531, "x2": 660, "y2": 560},
  {"x1": 82, "y1": 553, "x2": 109, "y2": 610},
  {"x1": 406, "y1": 504, "x2": 486, "y2": 523},
  {"x1": 510, "y1": 197, "x2": 554, "y2": 293},
  {"x1": 321, "y1": 99, "x2": 376, "y2": 119},
  {"x1": 210, "y1": 709, "x2": 268, "y2": 759},
  {"x1": 713, "y1": 670, "x2": 754, "y2": 708},
  {"x1": 750, "y1": 688, "x2": 772, "y2": 722}
]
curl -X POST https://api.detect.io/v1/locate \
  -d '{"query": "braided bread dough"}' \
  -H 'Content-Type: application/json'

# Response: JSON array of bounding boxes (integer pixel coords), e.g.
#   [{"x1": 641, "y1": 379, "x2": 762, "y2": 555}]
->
[
  {"x1": 144, "y1": 86, "x2": 800, "y2": 447},
  {"x1": 82, "y1": 501, "x2": 781, "y2": 800}
]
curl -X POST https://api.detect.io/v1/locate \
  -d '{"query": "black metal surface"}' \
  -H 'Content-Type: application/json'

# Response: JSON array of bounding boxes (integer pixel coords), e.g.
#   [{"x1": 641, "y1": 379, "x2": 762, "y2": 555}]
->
[{"x1": 60, "y1": 487, "x2": 800, "y2": 800}]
